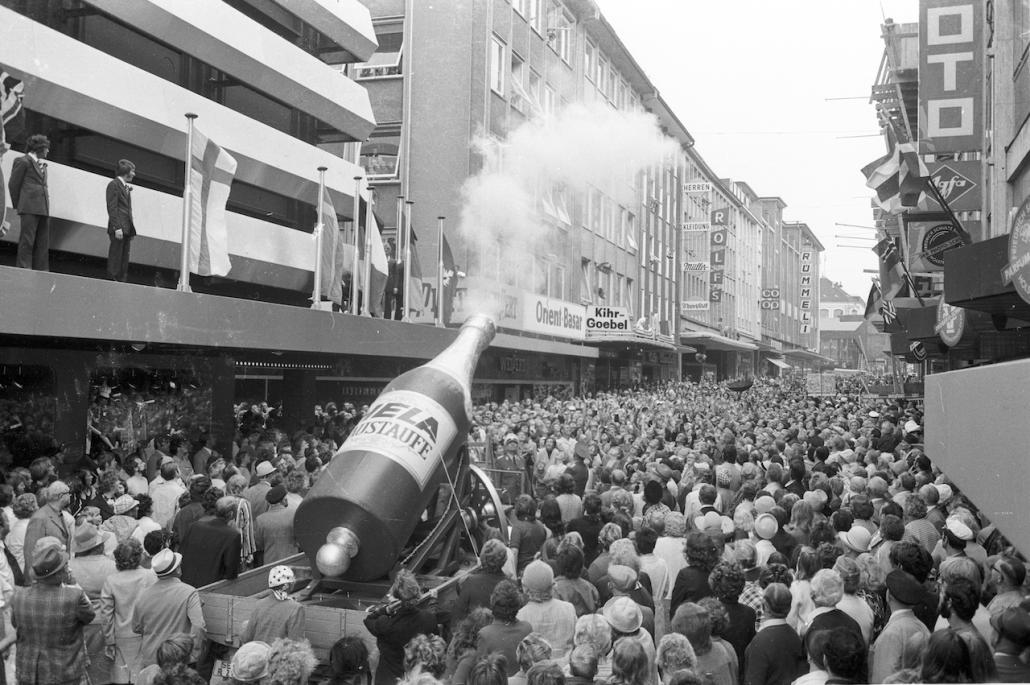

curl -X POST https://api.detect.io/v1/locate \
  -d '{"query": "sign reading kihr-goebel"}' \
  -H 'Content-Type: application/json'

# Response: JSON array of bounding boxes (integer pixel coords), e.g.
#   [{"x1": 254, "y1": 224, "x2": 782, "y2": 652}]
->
[{"x1": 585, "y1": 306, "x2": 632, "y2": 340}]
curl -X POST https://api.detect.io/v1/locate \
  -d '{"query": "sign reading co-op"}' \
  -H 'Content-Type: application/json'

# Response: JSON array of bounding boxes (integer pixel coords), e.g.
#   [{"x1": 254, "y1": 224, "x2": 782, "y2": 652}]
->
[{"x1": 519, "y1": 293, "x2": 586, "y2": 340}]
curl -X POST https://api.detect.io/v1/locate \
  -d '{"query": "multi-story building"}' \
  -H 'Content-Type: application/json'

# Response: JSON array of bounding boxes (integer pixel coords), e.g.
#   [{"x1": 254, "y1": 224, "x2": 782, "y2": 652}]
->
[{"x1": 819, "y1": 277, "x2": 865, "y2": 320}]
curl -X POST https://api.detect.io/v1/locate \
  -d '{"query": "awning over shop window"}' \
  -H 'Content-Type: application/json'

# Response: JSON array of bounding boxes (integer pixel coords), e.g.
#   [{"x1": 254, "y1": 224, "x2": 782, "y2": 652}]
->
[
  {"x1": 767, "y1": 358, "x2": 791, "y2": 369},
  {"x1": 680, "y1": 331, "x2": 758, "y2": 352}
]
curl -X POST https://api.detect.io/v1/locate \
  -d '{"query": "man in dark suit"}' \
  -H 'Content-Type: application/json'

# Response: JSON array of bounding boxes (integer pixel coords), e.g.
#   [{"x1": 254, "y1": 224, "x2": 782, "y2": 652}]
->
[
  {"x1": 178, "y1": 495, "x2": 241, "y2": 588},
  {"x1": 7, "y1": 133, "x2": 51, "y2": 270},
  {"x1": 384, "y1": 240, "x2": 404, "y2": 320},
  {"x1": 11, "y1": 546, "x2": 95, "y2": 685},
  {"x1": 106, "y1": 158, "x2": 136, "y2": 281}
]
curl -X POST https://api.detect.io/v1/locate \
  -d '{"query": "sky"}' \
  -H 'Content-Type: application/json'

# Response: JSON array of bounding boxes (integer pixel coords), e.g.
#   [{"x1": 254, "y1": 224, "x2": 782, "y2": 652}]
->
[{"x1": 595, "y1": 0, "x2": 920, "y2": 299}]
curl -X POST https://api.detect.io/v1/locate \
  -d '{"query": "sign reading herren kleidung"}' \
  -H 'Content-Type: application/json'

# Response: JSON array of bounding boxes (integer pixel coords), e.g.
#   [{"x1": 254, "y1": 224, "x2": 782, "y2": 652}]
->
[{"x1": 520, "y1": 294, "x2": 586, "y2": 340}]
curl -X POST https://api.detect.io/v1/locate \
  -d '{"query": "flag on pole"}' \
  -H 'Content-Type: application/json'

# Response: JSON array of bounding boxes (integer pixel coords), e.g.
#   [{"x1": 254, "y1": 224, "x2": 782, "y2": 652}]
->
[
  {"x1": 872, "y1": 236, "x2": 906, "y2": 300},
  {"x1": 438, "y1": 233, "x2": 458, "y2": 324},
  {"x1": 318, "y1": 193, "x2": 341, "y2": 301},
  {"x1": 863, "y1": 282, "x2": 882, "y2": 322},
  {"x1": 894, "y1": 123, "x2": 930, "y2": 208},
  {"x1": 366, "y1": 209, "x2": 389, "y2": 316},
  {"x1": 861, "y1": 126, "x2": 902, "y2": 213},
  {"x1": 407, "y1": 223, "x2": 425, "y2": 315},
  {"x1": 188, "y1": 127, "x2": 236, "y2": 276},
  {"x1": 880, "y1": 299, "x2": 897, "y2": 326}
]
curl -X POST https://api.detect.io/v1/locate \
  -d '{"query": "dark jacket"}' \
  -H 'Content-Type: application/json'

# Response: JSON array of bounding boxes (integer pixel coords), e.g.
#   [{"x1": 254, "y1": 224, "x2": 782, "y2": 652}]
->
[
  {"x1": 8, "y1": 154, "x2": 49, "y2": 216},
  {"x1": 178, "y1": 517, "x2": 241, "y2": 588},
  {"x1": 744, "y1": 622, "x2": 807, "y2": 685},
  {"x1": 450, "y1": 570, "x2": 505, "y2": 626},
  {"x1": 106, "y1": 178, "x2": 136, "y2": 237},
  {"x1": 364, "y1": 604, "x2": 438, "y2": 685}
]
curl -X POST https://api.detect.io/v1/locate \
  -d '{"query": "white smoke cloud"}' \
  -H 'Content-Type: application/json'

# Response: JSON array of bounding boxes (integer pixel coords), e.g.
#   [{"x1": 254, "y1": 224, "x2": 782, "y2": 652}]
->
[{"x1": 454, "y1": 101, "x2": 678, "y2": 322}]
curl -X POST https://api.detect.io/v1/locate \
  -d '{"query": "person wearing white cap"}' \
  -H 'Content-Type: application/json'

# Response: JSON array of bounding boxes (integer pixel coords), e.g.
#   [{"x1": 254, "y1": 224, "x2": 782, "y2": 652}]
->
[
  {"x1": 130, "y1": 548, "x2": 206, "y2": 669},
  {"x1": 243, "y1": 460, "x2": 278, "y2": 518},
  {"x1": 517, "y1": 560, "x2": 577, "y2": 658},
  {"x1": 239, "y1": 565, "x2": 306, "y2": 644}
]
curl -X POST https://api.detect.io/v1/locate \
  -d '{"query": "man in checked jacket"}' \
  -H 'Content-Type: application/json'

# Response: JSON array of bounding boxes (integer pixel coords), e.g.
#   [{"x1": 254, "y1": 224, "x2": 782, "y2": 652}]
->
[{"x1": 11, "y1": 545, "x2": 95, "y2": 685}]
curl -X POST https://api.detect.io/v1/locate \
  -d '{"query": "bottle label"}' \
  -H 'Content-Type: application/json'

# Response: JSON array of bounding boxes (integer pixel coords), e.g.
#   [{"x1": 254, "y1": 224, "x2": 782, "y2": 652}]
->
[{"x1": 341, "y1": 389, "x2": 459, "y2": 489}]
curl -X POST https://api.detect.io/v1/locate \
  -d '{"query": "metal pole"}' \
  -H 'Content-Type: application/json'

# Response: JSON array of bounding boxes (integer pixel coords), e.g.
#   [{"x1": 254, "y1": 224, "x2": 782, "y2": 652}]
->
[
  {"x1": 436, "y1": 216, "x2": 445, "y2": 327},
  {"x1": 394, "y1": 195, "x2": 405, "y2": 320},
  {"x1": 178, "y1": 113, "x2": 198, "y2": 292},
  {"x1": 350, "y1": 176, "x2": 362, "y2": 316},
  {"x1": 362, "y1": 189, "x2": 375, "y2": 316},
  {"x1": 403, "y1": 200, "x2": 414, "y2": 321},
  {"x1": 312, "y1": 166, "x2": 327, "y2": 308}
]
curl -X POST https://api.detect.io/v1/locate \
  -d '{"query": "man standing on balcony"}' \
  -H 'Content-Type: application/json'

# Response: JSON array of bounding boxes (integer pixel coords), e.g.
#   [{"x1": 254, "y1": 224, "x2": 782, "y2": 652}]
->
[
  {"x1": 106, "y1": 159, "x2": 136, "y2": 282},
  {"x1": 7, "y1": 134, "x2": 51, "y2": 271}
]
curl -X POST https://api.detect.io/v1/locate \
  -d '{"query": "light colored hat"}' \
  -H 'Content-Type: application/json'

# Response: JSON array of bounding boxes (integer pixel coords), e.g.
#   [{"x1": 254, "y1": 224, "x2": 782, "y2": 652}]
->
[
  {"x1": 72, "y1": 523, "x2": 105, "y2": 554},
  {"x1": 839, "y1": 526, "x2": 872, "y2": 553},
  {"x1": 694, "y1": 510, "x2": 722, "y2": 533},
  {"x1": 945, "y1": 516, "x2": 974, "y2": 541},
  {"x1": 255, "y1": 461, "x2": 276, "y2": 477},
  {"x1": 607, "y1": 564, "x2": 638, "y2": 592},
  {"x1": 151, "y1": 549, "x2": 183, "y2": 577},
  {"x1": 231, "y1": 641, "x2": 271, "y2": 682},
  {"x1": 112, "y1": 494, "x2": 138, "y2": 515},
  {"x1": 904, "y1": 420, "x2": 922, "y2": 434},
  {"x1": 602, "y1": 596, "x2": 642, "y2": 634},
  {"x1": 935, "y1": 483, "x2": 954, "y2": 504},
  {"x1": 268, "y1": 565, "x2": 295, "y2": 588},
  {"x1": 754, "y1": 513, "x2": 778, "y2": 540},
  {"x1": 754, "y1": 495, "x2": 775, "y2": 515}
]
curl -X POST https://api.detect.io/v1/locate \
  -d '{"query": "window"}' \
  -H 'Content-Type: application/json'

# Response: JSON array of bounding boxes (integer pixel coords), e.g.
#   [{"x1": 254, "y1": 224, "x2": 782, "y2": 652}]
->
[
  {"x1": 623, "y1": 208, "x2": 638, "y2": 251},
  {"x1": 585, "y1": 41, "x2": 597, "y2": 82},
  {"x1": 580, "y1": 259, "x2": 593, "y2": 304},
  {"x1": 528, "y1": 0, "x2": 544, "y2": 33},
  {"x1": 556, "y1": 10, "x2": 572, "y2": 64},
  {"x1": 510, "y1": 53, "x2": 527, "y2": 112},
  {"x1": 549, "y1": 264, "x2": 566, "y2": 299},
  {"x1": 353, "y1": 32, "x2": 402, "y2": 79},
  {"x1": 541, "y1": 183, "x2": 571, "y2": 226},
  {"x1": 596, "y1": 56, "x2": 608, "y2": 92},
  {"x1": 542, "y1": 84, "x2": 556, "y2": 115},
  {"x1": 624, "y1": 278, "x2": 634, "y2": 315},
  {"x1": 358, "y1": 132, "x2": 400, "y2": 179},
  {"x1": 489, "y1": 36, "x2": 505, "y2": 95},
  {"x1": 533, "y1": 257, "x2": 548, "y2": 295},
  {"x1": 587, "y1": 186, "x2": 602, "y2": 232}
]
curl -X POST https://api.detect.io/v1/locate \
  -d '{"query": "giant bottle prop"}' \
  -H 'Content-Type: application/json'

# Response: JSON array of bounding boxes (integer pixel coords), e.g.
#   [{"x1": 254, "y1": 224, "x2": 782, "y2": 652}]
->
[{"x1": 295, "y1": 315, "x2": 495, "y2": 580}]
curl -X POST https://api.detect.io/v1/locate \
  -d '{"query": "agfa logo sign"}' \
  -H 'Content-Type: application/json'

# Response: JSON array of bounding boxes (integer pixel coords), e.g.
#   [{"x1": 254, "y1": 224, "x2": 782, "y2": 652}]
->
[{"x1": 931, "y1": 164, "x2": 976, "y2": 205}]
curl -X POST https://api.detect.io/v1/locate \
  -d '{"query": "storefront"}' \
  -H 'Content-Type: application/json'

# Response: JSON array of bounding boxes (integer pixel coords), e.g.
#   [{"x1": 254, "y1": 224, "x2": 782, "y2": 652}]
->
[
  {"x1": 680, "y1": 330, "x2": 758, "y2": 381},
  {"x1": 582, "y1": 306, "x2": 681, "y2": 389}
]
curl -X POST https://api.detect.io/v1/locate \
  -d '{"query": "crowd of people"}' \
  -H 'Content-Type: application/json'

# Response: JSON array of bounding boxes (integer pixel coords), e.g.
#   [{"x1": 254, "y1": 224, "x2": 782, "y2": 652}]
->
[{"x1": 0, "y1": 374, "x2": 1024, "y2": 685}]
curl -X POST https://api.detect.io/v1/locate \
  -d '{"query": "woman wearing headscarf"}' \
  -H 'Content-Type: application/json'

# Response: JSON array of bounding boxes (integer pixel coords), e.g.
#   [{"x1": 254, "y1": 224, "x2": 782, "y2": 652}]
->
[{"x1": 239, "y1": 565, "x2": 306, "y2": 644}]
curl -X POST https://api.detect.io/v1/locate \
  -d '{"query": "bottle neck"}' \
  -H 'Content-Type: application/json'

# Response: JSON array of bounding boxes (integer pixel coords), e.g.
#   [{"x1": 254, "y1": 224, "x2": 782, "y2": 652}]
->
[{"x1": 425, "y1": 316, "x2": 495, "y2": 387}]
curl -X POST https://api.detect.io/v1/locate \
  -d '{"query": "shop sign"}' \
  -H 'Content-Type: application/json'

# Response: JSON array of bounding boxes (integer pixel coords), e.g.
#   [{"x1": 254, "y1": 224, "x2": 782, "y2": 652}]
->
[
  {"x1": 684, "y1": 181, "x2": 712, "y2": 194},
  {"x1": 499, "y1": 355, "x2": 528, "y2": 375},
  {"x1": 919, "y1": 0, "x2": 983, "y2": 154},
  {"x1": 935, "y1": 289, "x2": 966, "y2": 347},
  {"x1": 928, "y1": 161, "x2": 981, "y2": 211},
  {"x1": 709, "y1": 211, "x2": 728, "y2": 303},
  {"x1": 519, "y1": 293, "x2": 586, "y2": 340},
  {"x1": 905, "y1": 216, "x2": 966, "y2": 272},
  {"x1": 760, "y1": 287, "x2": 781, "y2": 310},
  {"x1": 683, "y1": 222, "x2": 710, "y2": 232},
  {"x1": 585, "y1": 306, "x2": 632, "y2": 340},
  {"x1": 799, "y1": 252, "x2": 814, "y2": 334},
  {"x1": 683, "y1": 261, "x2": 710, "y2": 272},
  {"x1": 681, "y1": 300, "x2": 710, "y2": 313},
  {"x1": 1001, "y1": 195, "x2": 1030, "y2": 306}
]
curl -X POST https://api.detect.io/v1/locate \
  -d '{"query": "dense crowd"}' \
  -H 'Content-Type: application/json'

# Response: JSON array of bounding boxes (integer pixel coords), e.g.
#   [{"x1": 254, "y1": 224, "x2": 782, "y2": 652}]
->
[{"x1": 0, "y1": 375, "x2": 1024, "y2": 685}]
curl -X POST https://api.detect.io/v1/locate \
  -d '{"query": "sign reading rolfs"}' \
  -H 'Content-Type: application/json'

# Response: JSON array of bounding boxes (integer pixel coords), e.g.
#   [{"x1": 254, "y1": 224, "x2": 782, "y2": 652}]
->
[
  {"x1": 799, "y1": 252, "x2": 814, "y2": 334},
  {"x1": 585, "y1": 306, "x2": 631, "y2": 340},
  {"x1": 709, "y1": 209, "x2": 727, "y2": 302},
  {"x1": 919, "y1": 0, "x2": 983, "y2": 154},
  {"x1": 1001, "y1": 195, "x2": 1030, "y2": 307}
]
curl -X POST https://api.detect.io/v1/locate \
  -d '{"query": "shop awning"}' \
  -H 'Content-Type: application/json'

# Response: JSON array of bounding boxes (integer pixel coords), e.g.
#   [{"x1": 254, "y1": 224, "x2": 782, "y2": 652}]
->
[
  {"x1": 783, "y1": 348, "x2": 836, "y2": 366},
  {"x1": 767, "y1": 358, "x2": 791, "y2": 369},
  {"x1": 680, "y1": 331, "x2": 758, "y2": 352}
]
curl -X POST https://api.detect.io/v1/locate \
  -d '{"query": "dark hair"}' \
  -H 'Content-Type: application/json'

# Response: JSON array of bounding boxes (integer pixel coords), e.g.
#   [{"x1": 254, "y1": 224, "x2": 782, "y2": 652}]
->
[
  {"x1": 919, "y1": 628, "x2": 976, "y2": 684},
  {"x1": 330, "y1": 636, "x2": 370, "y2": 677},
  {"x1": 810, "y1": 520, "x2": 839, "y2": 548},
  {"x1": 611, "y1": 637, "x2": 649, "y2": 685},
  {"x1": 944, "y1": 576, "x2": 980, "y2": 622},
  {"x1": 156, "y1": 634, "x2": 194, "y2": 670},
  {"x1": 850, "y1": 495, "x2": 873, "y2": 521},
  {"x1": 583, "y1": 493, "x2": 602, "y2": 519},
  {"x1": 879, "y1": 514, "x2": 905, "y2": 542},
  {"x1": 143, "y1": 529, "x2": 167, "y2": 556},
  {"x1": 188, "y1": 475, "x2": 212, "y2": 500},
  {"x1": 635, "y1": 527, "x2": 658, "y2": 555},
  {"x1": 514, "y1": 494, "x2": 537, "y2": 522},
  {"x1": 557, "y1": 473, "x2": 576, "y2": 495},
  {"x1": 556, "y1": 544, "x2": 585, "y2": 579},
  {"x1": 468, "y1": 654, "x2": 508, "y2": 685},
  {"x1": 26, "y1": 134, "x2": 50, "y2": 153},
  {"x1": 698, "y1": 484, "x2": 716, "y2": 506},
  {"x1": 708, "y1": 561, "x2": 745, "y2": 603},
  {"x1": 114, "y1": 538, "x2": 143, "y2": 571},
  {"x1": 830, "y1": 509, "x2": 853, "y2": 534},
  {"x1": 880, "y1": 501, "x2": 904, "y2": 520},
  {"x1": 822, "y1": 627, "x2": 866, "y2": 681},
  {"x1": 135, "y1": 494, "x2": 154, "y2": 518},
  {"x1": 816, "y1": 542, "x2": 842, "y2": 570},
  {"x1": 643, "y1": 480, "x2": 663, "y2": 506},
  {"x1": 889, "y1": 540, "x2": 933, "y2": 583},
  {"x1": 447, "y1": 608, "x2": 493, "y2": 660},
  {"x1": 490, "y1": 580, "x2": 524, "y2": 622},
  {"x1": 116, "y1": 159, "x2": 136, "y2": 177},
  {"x1": 684, "y1": 532, "x2": 720, "y2": 574},
  {"x1": 759, "y1": 563, "x2": 794, "y2": 588},
  {"x1": 539, "y1": 499, "x2": 563, "y2": 536}
]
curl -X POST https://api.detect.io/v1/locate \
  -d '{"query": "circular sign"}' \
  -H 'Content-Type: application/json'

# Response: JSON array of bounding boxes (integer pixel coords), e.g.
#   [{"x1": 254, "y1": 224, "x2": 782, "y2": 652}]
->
[
  {"x1": 1005, "y1": 196, "x2": 1030, "y2": 306},
  {"x1": 920, "y1": 223, "x2": 961, "y2": 269},
  {"x1": 936, "y1": 290, "x2": 965, "y2": 347}
]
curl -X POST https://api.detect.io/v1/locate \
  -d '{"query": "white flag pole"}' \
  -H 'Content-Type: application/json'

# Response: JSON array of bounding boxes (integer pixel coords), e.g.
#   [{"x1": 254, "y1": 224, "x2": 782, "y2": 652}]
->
[
  {"x1": 395, "y1": 195, "x2": 405, "y2": 319},
  {"x1": 312, "y1": 166, "x2": 327, "y2": 308},
  {"x1": 403, "y1": 199, "x2": 414, "y2": 322},
  {"x1": 362, "y1": 189, "x2": 375, "y2": 316},
  {"x1": 350, "y1": 176, "x2": 362, "y2": 315},
  {"x1": 178, "y1": 113, "x2": 198, "y2": 292},
  {"x1": 436, "y1": 215, "x2": 445, "y2": 327}
]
